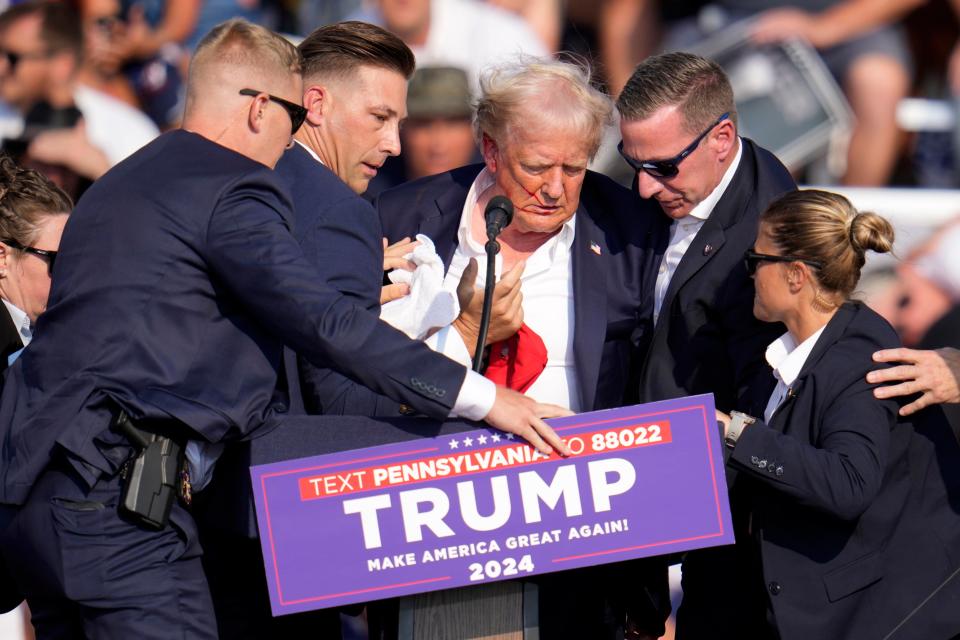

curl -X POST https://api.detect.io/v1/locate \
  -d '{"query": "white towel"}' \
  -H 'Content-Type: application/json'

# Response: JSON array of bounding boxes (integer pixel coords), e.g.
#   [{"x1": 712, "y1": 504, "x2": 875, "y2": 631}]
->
[{"x1": 380, "y1": 234, "x2": 460, "y2": 339}]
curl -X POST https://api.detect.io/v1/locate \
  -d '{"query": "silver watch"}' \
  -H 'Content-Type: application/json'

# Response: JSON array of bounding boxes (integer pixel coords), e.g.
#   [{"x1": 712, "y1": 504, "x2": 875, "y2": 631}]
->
[{"x1": 724, "y1": 411, "x2": 756, "y2": 449}]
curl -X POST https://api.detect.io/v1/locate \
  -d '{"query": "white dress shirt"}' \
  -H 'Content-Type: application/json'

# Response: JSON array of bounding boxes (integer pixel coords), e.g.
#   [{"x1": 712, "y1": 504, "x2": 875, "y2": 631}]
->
[
  {"x1": 428, "y1": 168, "x2": 582, "y2": 411},
  {"x1": 653, "y1": 140, "x2": 743, "y2": 323},
  {"x1": 3, "y1": 299, "x2": 30, "y2": 366},
  {"x1": 762, "y1": 326, "x2": 827, "y2": 423}
]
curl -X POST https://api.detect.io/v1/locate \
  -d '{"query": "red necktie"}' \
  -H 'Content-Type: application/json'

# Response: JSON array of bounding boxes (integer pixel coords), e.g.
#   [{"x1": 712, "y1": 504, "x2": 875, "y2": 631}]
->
[{"x1": 483, "y1": 323, "x2": 548, "y2": 393}]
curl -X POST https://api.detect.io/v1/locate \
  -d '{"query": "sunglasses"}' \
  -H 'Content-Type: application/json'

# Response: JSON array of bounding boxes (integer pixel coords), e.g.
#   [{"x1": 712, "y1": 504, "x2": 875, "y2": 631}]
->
[
  {"x1": 1, "y1": 48, "x2": 50, "y2": 70},
  {"x1": 743, "y1": 250, "x2": 823, "y2": 276},
  {"x1": 2, "y1": 237, "x2": 58, "y2": 274},
  {"x1": 618, "y1": 112, "x2": 730, "y2": 179},
  {"x1": 239, "y1": 88, "x2": 307, "y2": 136}
]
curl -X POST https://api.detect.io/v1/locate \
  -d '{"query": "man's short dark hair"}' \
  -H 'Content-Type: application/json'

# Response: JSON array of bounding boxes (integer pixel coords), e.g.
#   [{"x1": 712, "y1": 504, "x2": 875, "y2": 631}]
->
[
  {"x1": 0, "y1": 1, "x2": 83, "y2": 62},
  {"x1": 298, "y1": 21, "x2": 415, "y2": 83},
  {"x1": 616, "y1": 52, "x2": 737, "y2": 134}
]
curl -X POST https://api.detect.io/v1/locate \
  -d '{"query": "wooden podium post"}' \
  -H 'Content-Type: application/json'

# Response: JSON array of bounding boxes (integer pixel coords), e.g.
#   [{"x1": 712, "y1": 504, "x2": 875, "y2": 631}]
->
[{"x1": 398, "y1": 583, "x2": 538, "y2": 640}]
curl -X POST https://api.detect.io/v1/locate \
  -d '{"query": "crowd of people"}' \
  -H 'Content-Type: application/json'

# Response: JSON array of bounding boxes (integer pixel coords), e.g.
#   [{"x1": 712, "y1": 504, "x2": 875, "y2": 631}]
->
[{"x1": 0, "y1": 1, "x2": 960, "y2": 640}]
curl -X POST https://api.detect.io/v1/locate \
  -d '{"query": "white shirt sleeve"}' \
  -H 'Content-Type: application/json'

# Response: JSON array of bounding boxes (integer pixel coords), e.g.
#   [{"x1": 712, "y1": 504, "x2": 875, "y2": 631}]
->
[{"x1": 452, "y1": 369, "x2": 497, "y2": 421}]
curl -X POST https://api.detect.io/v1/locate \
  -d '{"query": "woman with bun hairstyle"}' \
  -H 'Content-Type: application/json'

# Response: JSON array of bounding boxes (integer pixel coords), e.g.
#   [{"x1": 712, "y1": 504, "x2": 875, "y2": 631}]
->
[{"x1": 676, "y1": 189, "x2": 960, "y2": 640}]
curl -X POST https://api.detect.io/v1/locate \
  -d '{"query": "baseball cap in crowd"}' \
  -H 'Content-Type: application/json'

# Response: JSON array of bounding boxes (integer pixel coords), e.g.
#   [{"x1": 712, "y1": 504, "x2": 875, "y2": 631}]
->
[{"x1": 406, "y1": 66, "x2": 473, "y2": 120}]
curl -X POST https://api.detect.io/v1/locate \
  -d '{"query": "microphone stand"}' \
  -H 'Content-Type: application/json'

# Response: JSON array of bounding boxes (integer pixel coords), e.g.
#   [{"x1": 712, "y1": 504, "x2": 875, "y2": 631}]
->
[{"x1": 472, "y1": 234, "x2": 501, "y2": 372}]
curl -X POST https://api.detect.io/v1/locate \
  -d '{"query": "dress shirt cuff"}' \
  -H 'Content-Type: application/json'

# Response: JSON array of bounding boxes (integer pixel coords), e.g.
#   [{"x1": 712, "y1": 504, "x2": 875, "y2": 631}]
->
[
  {"x1": 425, "y1": 324, "x2": 472, "y2": 367},
  {"x1": 451, "y1": 370, "x2": 496, "y2": 421}
]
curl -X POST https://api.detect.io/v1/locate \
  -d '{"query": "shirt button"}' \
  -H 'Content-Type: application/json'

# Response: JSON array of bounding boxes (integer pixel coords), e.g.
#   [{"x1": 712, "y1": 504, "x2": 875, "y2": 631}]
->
[
  {"x1": 768, "y1": 582, "x2": 782, "y2": 595},
  {"x1": 659, "y1": 263, "x2": 667, "y2": 274}
]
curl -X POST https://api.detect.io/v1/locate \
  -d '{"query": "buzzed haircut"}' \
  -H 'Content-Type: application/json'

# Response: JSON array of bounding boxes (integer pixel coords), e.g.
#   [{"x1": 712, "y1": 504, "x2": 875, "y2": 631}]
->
[
  {"x1": 298, "y1": 21, "x2": 415, "y2": 83},
  {"x1": 186, "y1": 19, "x2": 302, "y2": 109},
  {"x1": 0, "y1": 1, "x2": 83, "y2": 61},
  {"x1": 617, "y1": 52, "x2": 737, "y2": 134}
]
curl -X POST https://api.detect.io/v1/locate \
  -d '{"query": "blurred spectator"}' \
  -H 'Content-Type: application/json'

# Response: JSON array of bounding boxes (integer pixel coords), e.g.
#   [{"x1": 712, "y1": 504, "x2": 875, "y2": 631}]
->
[
  {"x1": 486, "y1": 0, "x2": 561, "y2": 52},
  {"x1": 895, "y1": 220, "x2": 960, "y2": 345},
  {"x1": 951, "y1": 0, "x2": 960, "y2": 94},
  {"x1": 77, "y1": 0, "x2": 141, "y2": 107},
  {"x1": 0, "y1": 1, "x2": 158, "y2": 195},
  {"x1": 662, "y1": 0, "x2": 924, "y2": 186},
  {"x1": 403, "y1": 66, "x2": 477, "y2": 179},
  {"x1": 354, "y1": 0, "x2": 549, "y2": 91},
  {"x1": 364, "y1": 65, "x2": 479, "y2": 198},
  {"x1": 77, "y1": 0, "x2": 198, "y2": 128}
]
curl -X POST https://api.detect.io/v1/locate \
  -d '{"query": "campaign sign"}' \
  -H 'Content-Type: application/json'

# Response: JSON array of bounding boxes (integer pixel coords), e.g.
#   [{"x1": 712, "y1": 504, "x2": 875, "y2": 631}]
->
[{"x1": 251, "y1": 394, "x2": 732, "y2": 616}]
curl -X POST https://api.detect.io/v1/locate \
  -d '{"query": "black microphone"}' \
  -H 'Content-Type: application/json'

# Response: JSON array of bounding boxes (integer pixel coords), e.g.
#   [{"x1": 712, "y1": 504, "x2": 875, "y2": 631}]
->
[
  {"x1": 472, "y1": 196, "x2": 514, "y2": 372},
  {"x1": 484, "y1": 195, "x2": 514, "y2": 240}
]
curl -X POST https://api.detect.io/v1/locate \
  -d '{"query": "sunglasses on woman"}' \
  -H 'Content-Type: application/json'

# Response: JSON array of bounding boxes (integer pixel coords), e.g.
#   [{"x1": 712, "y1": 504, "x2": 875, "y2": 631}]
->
[
  {"x1": 618, "y1": 112, "x2": 730, "y2": 179},
  {"x1": 743, "y1": 250, "x2": 823, "y2": 276},
  {"x1": 1, "y1": 237, "x2": 58, "y2": 274}
]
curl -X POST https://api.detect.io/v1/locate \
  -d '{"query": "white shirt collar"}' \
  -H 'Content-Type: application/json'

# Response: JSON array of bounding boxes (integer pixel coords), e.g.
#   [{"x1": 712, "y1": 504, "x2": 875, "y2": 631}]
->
[
  {"x1": 685, "y1": 137, "x2": 743, "y2": 222},
  {"x1": 2, "y1": 299, "x2": 31, "y2": 346},
  {"x1": 458, "y1": 167, "x2": 576, "y2": 257},
  {"x1": 765, "y1": 325, "x2": 827, "y2": 388},
  {"x1": 295, "y1": 140, "x2": 325, "y2": 166}
]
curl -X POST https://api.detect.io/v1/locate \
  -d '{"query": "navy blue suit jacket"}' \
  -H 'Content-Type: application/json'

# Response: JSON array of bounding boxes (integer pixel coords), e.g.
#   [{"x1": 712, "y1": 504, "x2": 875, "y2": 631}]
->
[
  {"x1": 376, "y1": 164, "x2": 650, "y2": 412},
  {"x1": 279, "y1": 144, "x2": 399, "y2": 416},
  {"x1": 0, "y1": 130, "x2": 469, "y2": 504},
  {"x1": 633, "y1": 138, "x2": 795, "y2": 412},
  {"x1": 682, "y1": 303, "x2": 960, "y2": 640}
]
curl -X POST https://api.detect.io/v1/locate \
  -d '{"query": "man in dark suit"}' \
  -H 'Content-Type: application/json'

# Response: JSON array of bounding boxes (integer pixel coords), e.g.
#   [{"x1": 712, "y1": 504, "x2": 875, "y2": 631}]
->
[
  {"x1": 617, "y1": 51, "x2": 795, "y2": 413},
  {"x1": 377, "y1": 58, "x2": 667, "y2": 639},
  {"x1": 198, "y1": 22, "x2": 417, "y2": 638},
  {"x1": 0, "y1": 20, "x2": 568, "y2": 638}
]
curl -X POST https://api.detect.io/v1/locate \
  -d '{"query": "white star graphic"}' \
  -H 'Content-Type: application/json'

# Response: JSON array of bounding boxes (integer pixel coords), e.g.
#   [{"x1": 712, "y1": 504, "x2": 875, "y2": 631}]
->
[
  {"x1": 477, "y1": 434, "x2": 488, "y2": 445},
  {"x1": 505, "y1": 433, "x2": 515, "y2": 440},
  {"x1": 463, "y1": 436, "x2": 474, "y2": 447},
  {"x1": 491, "y1": 434, "x2": 501, "y2": 443},
  {"x1": 449, "y1": 439, "x2": 460, "y2": 449}
]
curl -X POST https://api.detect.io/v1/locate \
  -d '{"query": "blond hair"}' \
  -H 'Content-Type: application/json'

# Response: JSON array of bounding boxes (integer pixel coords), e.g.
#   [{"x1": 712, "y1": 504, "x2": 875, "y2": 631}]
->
[
  {"x1": 474, "y1": 56, "x2": 613, "y2": 158},
  {"x1": 186, "y1": 20, "x2": 302, "y2": 112},
  {"x1": 762, "y1": 189, "x2": 894, "y2": 305}
]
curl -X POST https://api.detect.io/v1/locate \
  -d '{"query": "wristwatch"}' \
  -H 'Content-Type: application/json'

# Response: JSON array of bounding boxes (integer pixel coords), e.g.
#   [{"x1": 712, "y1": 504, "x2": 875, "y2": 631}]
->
[{"x1": 724, "y1": 411, "x2": 756, "y2": 449}]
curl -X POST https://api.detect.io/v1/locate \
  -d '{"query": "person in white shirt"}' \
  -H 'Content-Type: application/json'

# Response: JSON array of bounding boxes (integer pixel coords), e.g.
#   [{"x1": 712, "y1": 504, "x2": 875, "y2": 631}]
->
[
  {"x1": 702, "y1": 189, "x2": 960, "y2": 640},
  {"x1": 377, "y1": 57, "x2": 667, "y2": 639},
  {"x1": 358, "y1": 0, "x2": 549, "y2": 92},
  {"x1": 0, "y1": 2, "x2": 157, "y2": 183}
]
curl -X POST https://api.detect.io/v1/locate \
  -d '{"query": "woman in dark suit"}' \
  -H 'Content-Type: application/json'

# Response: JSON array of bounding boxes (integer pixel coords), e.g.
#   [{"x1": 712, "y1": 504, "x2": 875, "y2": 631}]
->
[
  {"x1": 677, "y1": 190, "x2": 960, "y2": 640},
  {"x1": 0, "y1": 155, "x2": 72, "y2": 374},
  {"x1": 0, "y1": 154, "x2": 71, "y2": 617}
]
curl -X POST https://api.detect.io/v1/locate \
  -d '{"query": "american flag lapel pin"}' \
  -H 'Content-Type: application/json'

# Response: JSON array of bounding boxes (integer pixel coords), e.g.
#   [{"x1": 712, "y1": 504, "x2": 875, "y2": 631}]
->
[{"x1": 590, "y1": 242, "x2": 602, "y2": 255}]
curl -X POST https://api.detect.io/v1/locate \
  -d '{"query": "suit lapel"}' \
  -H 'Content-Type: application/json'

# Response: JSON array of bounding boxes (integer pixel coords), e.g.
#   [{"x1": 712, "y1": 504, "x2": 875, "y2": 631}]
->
[
  {"x1": 571, "y1": 208, "x2": 607, "y2": 411},
  {"x1": 422, "y1": 170, "x2": 478, "y2": 270},
  {"x1": 764, "y1": 303, "x2": 857, "y2": 431},
  {"x1": 656, "y1": 146, "x2": 757, "y2": 325}
]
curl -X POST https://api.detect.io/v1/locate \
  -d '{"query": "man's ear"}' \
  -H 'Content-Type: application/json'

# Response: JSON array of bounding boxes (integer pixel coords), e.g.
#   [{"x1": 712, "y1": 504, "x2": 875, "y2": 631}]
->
[
  {"x1": 712, "y1": 118, "x2": 736, "y2": 160},
  {"x1": 302, "y1": 85, "x2": 327, "y2": 127},
  {"x1": 481, "y1": 133, "x2": 499, "y2": 173},
  {"x1": 0, "y1": 243, "x2": 8, "y2": 277},
  {"x1": 248, "y1": 93, "x2": 268, "y2": 133}
]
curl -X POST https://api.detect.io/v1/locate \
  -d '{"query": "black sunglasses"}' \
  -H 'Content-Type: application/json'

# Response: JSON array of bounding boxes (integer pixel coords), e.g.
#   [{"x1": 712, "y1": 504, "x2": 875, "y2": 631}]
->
[
  {"x1": 743, "y1": 250, "x2": 823, "y2": 276},
  {"x1": 1, "y1": 48, "x2": 50, "y2": 70},
  {"x1": 2, "y1": 237, "x2": 57, "y2": 274},
  {"x1": 618, "y1": 112, "x2": 730, "y2": 179},
  {"x1": 239, "y1": 88, "x2": 307, "y2": 136}
]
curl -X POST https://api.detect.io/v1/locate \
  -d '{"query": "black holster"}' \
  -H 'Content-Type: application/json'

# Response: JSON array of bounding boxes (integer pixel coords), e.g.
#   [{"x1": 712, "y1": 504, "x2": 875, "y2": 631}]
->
[{"x1": 112, "y1": 411, "x2": 184, "y2": 530}]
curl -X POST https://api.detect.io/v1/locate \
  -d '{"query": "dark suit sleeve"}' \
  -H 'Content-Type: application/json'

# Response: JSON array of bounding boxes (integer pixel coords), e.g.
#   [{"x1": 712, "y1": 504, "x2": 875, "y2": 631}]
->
[
  {"x1": 729, "y1": 354, "x2": 897, "y2": 521},
  {"x1": 204, "y1": 175, "x2": 465, "y2": 420},
  {"x1": 296, "y1": 193, "x2": 399, "y2": 416}
]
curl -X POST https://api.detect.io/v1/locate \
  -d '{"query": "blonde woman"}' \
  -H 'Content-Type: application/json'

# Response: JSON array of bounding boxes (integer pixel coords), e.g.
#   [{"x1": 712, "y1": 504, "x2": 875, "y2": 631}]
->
[{"x1": 677, "y1": 189, "x2": 960, "y2": 640}]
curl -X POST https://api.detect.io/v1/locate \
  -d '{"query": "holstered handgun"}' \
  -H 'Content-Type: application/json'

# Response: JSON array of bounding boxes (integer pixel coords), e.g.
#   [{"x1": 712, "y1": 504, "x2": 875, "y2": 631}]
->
[{"x1": 113, "y1": 411, "x2": 184, "y2": 530}]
